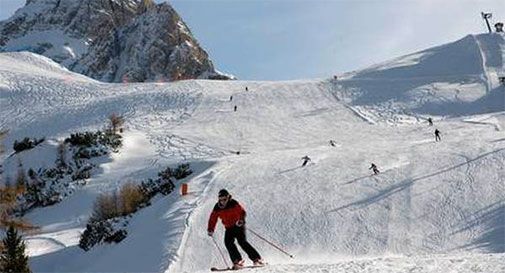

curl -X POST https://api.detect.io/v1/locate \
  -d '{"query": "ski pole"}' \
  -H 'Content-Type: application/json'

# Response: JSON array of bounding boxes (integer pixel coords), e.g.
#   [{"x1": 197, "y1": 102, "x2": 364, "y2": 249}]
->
[
  {"x1": 211, "y1": 236, "x2": 229, "y2": 269},
  {"x1": 247, "y1": 227, "x2": 294, "y2": 258}
]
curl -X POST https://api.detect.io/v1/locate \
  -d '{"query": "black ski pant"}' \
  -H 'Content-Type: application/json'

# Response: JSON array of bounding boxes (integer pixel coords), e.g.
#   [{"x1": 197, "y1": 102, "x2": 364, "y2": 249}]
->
[{"x1": 224, "y1": 226, "x2": 261, "y2": 263}]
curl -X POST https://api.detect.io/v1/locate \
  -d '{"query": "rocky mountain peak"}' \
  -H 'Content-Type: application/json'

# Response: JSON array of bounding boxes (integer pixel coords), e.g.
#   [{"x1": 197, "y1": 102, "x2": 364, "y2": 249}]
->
[{"x1": 0, "y1": 0, "x2": 232, "y2": 82}]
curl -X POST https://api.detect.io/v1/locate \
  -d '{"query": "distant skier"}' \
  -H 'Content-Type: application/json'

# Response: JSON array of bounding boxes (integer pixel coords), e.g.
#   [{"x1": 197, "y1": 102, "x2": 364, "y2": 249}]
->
[
  {"x1": 245, "y1": 86, "x2": 249, "y2": 91},
  {"x1": 435, "y1": 129, "x2": 441, "y2": 142},
  {"x1": 301, "y1": 155, "x2": 311, "y2": 167},
  {"x1": 329, "y1": 140, "x2": 337, "y2": 147},
  {"x1": 369, "y1": 163, "x2": 380, "y2": 175},
  {"x1": 427, "y1": 117, "x2": 433, "y2": 126},
  {"x1": 234, "y1": 105, "x2": 237, "y2": 112},
  {"x1": 230, "y1": 95, "x2": 233, "y2": 102},
  {"x1": 208, "y1": 189, "x2": 264, "y2": 270}
]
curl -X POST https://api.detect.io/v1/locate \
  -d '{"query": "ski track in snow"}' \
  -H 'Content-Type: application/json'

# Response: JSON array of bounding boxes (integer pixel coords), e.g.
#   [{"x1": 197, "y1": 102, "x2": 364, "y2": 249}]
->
[
  {"x1": 0, "y1": 32, "x2": 504, "y2": 273},
  {"x1": 193, "y1": 253, "x2": 505, "y2": 273}
]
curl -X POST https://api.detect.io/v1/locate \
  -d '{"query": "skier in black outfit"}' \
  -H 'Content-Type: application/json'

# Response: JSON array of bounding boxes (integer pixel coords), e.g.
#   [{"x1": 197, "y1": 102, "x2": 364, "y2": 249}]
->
[
  {"x1": 301, "y1": 156, "x2": 311, "y2": 167},
  {"x1": 329, "y1": 140, "x2": 337, "y2": 147},
  {"x1": 435, "y1": 129, "x2": 441, "y2": 142},
  {"x1": 230, "y1": 95, "x2": 233, "y2": 102},
  {"x1": 369, "y1": 163, "x2": 380, "y2": 175},
  {"x1": 234, "y1": 105, "x2": 237, "y2": 112},
  {"x1": 427, "y1": 117, "x2": 433, "y2": 126}
]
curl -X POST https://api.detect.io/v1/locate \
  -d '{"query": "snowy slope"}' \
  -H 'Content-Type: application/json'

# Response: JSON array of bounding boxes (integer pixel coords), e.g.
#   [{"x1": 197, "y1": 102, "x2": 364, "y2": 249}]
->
[
  {"x1": 1, "y1": 33, "x2": 504, "y2": 273},
  {"x1": 334, "y1": 33, "x2": 505, "y2": 123}
]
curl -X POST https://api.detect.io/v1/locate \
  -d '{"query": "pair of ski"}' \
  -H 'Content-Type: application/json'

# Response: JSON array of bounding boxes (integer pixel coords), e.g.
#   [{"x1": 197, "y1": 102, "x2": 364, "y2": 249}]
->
[{"x1": 211, "y1": 264, "x2": 266, "y2": 271}]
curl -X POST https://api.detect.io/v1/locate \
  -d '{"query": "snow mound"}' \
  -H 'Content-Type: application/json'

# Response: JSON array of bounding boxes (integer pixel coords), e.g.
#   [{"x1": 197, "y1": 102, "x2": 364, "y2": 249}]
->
[
  {"x1": 331, "y1": 33, "x2": 504, "y2": 123},
  {"x1": 0, "y1": 51, "x2": 93, "y2": 81}
]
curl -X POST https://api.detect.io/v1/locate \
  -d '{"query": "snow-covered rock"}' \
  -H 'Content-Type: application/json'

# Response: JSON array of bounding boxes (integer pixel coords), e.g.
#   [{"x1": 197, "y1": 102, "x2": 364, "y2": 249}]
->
[{"x1": 0, "y1": 0, "x2": 231, "y2": 82}]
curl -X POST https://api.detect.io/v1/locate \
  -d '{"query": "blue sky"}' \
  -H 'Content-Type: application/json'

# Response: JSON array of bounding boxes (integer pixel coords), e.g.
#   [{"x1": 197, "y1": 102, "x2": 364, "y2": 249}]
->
[{"x1": 1, "y1": 0, "x2": 503, "y2": 80}]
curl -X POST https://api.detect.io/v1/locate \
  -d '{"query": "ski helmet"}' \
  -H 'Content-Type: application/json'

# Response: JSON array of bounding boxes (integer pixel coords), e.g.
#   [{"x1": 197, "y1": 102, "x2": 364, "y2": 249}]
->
[{"x1": 218, "y1": 189, "x2": 230, "y2": 197}]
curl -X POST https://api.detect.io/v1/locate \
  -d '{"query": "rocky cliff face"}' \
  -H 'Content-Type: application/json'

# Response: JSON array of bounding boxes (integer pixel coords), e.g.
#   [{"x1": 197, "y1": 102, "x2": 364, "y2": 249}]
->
[{"x1": 0, "y1": 0, "x2": 231, "y2": 82}]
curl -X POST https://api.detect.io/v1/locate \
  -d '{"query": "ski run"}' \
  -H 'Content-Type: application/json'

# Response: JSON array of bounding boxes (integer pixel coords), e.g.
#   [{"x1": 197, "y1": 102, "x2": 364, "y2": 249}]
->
[{"x1": 0, "y1": 33, "x2": 504, "y2": 272}]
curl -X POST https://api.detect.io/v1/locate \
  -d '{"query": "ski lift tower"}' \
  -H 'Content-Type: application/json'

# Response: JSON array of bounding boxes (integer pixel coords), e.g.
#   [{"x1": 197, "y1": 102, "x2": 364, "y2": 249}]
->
[{"x1": 481, "y1": 12, "x2": 493, "y2": 33}]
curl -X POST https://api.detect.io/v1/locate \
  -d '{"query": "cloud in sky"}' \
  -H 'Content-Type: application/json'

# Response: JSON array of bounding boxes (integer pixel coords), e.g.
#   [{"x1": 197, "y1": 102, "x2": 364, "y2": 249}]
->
[{"x1": 1, "y1": 0, "x2": 503, "y2": 80}]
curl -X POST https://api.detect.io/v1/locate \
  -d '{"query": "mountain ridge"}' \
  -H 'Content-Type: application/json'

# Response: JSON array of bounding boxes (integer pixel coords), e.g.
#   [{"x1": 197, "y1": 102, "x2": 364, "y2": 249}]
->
[{"x1": 0, "y1": 0, "x2": 232, "y2": 82}]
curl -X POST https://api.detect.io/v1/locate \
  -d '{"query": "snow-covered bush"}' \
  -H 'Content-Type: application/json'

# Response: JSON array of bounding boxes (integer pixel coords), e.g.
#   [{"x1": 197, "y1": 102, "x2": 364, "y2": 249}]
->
[
  {"x1": 79, "y1": 184, "x2": 141, "y2": 250},
  {"x1": 79, "y1": 220, "x2": 113, "y2": 251},
  {"x1": 71, "y1": 166, "x2": 92, "y2": 181},
  {"x1": 13, "y1": 137, "x2": 44, "y2": 153},
  {"x1": 140, "y1": 175, "x2": 174, "y2": 197},
  {"x1": 65, "y1": 132, "x2": 100, "y2": 147},
  {"x1": 140, "y1": 164, "x2": 191, "y2": 196},
  {"x1": 102, "y1": 132, "x2": 122, "y2": 152},
  {"x1": 157, "y1": 164, "x2": 192, "y2": 181},
  {"x1": 158, "y1": 167, "x2": 173, "y2": 181},
  {"x1": 172, "y1": 163, "x2": 192, "y2": 180},
  {"x1": 40, "y1": 168, "x2": 61, "y2": 180},
  {"x1": 79, "y1": 217, "x2": 129, "y2": 251},
  {"x1": 65, "y1": 130, "x2": 122, "y2": 151},
  {"x1": 79, "y1": 163, "x2": 193, "y2": 250},
  {"x1": 103, "y1": 229, "x2": 127, "y2": 244},
  {"x1": 6, "y1": 127, "x2": 124, "y2": 217}
]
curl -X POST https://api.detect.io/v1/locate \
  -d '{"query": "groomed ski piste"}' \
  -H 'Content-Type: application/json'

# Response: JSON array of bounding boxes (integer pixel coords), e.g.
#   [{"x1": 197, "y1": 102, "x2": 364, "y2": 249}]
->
[{"x1": 0, "y1": 33, "x2": 504, "y2": 272}]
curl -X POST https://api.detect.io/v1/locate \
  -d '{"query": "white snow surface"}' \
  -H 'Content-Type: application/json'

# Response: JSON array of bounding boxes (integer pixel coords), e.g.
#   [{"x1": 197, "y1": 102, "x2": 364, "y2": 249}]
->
[
  {"x1": 0, "y1": 33, "x2": 504, "y2": 272},
  {"x1": 2, "y1": 29, "x2": 88, "y2": 67}
]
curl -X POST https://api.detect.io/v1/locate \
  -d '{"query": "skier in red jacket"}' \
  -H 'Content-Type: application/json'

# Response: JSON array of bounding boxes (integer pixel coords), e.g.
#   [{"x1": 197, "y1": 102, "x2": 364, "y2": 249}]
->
[{"x1": 208, "y1": 189, "x2": 263, "y2": 269}]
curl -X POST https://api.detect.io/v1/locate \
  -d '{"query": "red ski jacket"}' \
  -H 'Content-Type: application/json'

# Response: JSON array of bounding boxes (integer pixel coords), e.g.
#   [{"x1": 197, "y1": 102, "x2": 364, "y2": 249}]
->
[{"x1": 208, "y1": 199, "x2": 246, "y2": 232}]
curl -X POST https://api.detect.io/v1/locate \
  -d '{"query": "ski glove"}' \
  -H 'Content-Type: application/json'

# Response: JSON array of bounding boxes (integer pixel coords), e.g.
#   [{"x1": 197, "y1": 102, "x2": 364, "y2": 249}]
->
[
  {"x1": 236, "y1": 220, "x2": 245, "y2": 227},
  {"x1": 208, "y1": 231, "x2": 214, "y2": 237}
]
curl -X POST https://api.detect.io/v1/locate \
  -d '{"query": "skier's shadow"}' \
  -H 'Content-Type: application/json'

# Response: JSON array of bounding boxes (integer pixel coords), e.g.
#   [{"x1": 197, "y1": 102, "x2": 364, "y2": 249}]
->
[
  {"x1": 342, "y1": 174, "x2": 373, "y2": 185},
  {"x1": 490, "y1": 137, "x2": 505, "y2": 143},
  {"x1": 329, "y1": 148, "x2": 505, "y2": 214},
  {"x1": 452, "y1": 202, "x2": 505, "y2": 253},
  {"x1": 278, "y1": 166, "x2": 303, "y2": 174},
  {"x1": 329, "y1": 179, "x2": 412, "y2": 213}
]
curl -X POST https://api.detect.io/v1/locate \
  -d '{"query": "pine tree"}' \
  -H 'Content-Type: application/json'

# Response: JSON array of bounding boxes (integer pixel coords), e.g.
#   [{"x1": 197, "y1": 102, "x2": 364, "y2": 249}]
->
[{"x1": 0, "y1": 225, "x2": 31, "y2": 273}]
